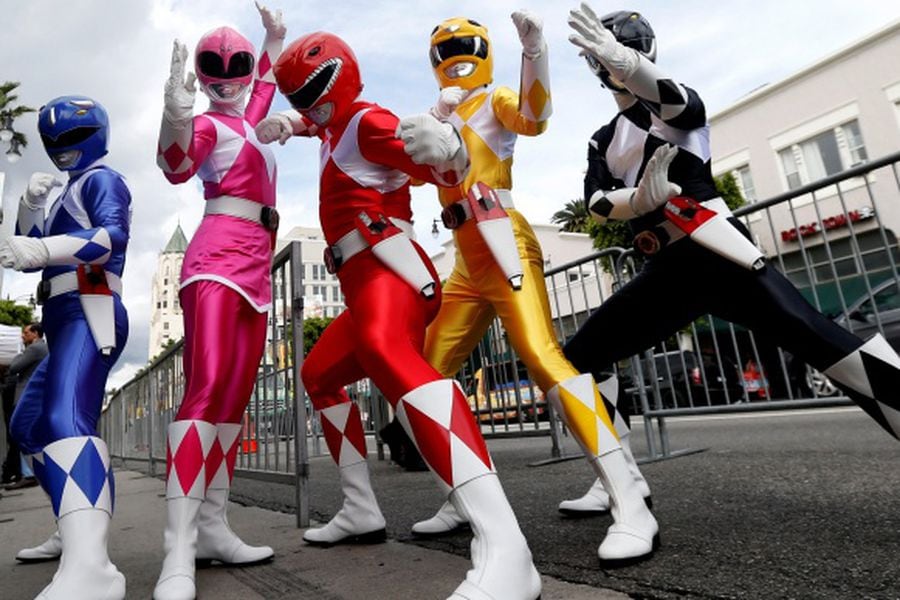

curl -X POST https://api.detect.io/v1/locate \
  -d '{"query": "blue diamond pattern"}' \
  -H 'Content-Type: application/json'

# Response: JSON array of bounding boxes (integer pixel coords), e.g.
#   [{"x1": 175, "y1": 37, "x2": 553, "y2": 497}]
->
[
  {"x1": 69, "y1": 438, "x2": 107, "y2": 506},
  {"x1": 28, "y1": 225, "x2": 43, "y2": 237},
  {"x1": 73, "y1": 240, "x2": 109, "y2": 262},
  {"x1": 68, "y1": 228, "x2": 98, "y2": 240},
  {"x1": 109, "y1": 468, "x2": 116, "y2": 514},
  {"x1": 38, "y1": 454, "x2": 71, "y2": 516}
]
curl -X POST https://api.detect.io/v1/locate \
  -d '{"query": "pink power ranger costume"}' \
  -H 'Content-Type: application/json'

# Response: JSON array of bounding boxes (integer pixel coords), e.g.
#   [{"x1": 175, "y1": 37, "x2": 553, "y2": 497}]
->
[
  {"x1": 255, "y1": 31, "x2": 541, "y2": 600},
  {"x1": 153, "y1": 5, "x2": 285, "y2": 599}
]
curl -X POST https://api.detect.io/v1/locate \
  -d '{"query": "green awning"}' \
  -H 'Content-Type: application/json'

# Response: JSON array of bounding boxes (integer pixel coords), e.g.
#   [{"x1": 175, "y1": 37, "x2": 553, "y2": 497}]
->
[{"x1": 796, "y1": 271, "x2": 896, "y2": 317}]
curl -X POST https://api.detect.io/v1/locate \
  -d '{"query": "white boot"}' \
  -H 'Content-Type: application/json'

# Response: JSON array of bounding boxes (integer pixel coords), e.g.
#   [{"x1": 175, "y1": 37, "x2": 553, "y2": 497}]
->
[
  {"x1": 594, "y1": 449, "x2": 659, "y2": 566},
  {"x1": 153, "y1": 497, "x2": 203, "y2": 600},
  {"x1": 547, "y1": 374, "x2": 658, "y2": 566},
  {"x1": 37, "y1": 509, "x2": 125, "y2": 600},
  {"x1": 154, "y1": 420, "x2": 217, "y2": 600},
  {"x1": 303, "y1": 460, "x2": 386, "y2": 546},
  {"x1": 16, "y1": 530, "x2": 62, "y2": 562},
  {"x1": 411, "y1": 500, "x2": 468, "y2": 537},
  {"x1": 559, "y1": 435, "x2": 652, "y2": 515},
  {"x1": 447, "y1": 474, "x2": 541, "y2": 600},
  {"x1": 196, "y1": 488, "x2": 274, "y2": 565}
]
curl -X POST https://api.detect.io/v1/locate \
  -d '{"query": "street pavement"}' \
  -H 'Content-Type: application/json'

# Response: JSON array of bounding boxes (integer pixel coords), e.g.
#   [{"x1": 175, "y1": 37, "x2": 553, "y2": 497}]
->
[{"x1": 1, "y1": 406, "x2": 898, "y2": 599}]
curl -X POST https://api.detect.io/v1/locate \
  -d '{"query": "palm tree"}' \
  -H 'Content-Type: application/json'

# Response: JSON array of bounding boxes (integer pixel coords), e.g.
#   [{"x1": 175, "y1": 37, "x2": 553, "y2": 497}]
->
[
  {"x1": 0, "y1": 81, "x2": 36, "y2": 153},
  {"x1": 551, "y1": 198, "x2": 590, "y2": 233}
]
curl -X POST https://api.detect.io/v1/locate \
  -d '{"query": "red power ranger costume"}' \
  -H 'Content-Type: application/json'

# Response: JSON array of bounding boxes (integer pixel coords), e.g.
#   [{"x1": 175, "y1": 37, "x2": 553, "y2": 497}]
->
[{"x1": 258, "y1": 32, "x2": 541, "y2": 600}]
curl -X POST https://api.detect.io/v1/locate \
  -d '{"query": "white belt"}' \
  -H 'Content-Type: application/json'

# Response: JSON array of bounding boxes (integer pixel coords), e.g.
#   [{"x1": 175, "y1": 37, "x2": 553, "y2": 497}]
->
[
  {"x1": 445, "y1": 189, "x2": 515, "y2": 225},
  {"x1": 204, "y1": 195, "x2": 278, "y2": 229},
  {"x1": 330, "y1": 218, "x2": 414, "y2": 267},
  {"x1": 43, "y1": 270, "x2": 123, "y2": 300}
]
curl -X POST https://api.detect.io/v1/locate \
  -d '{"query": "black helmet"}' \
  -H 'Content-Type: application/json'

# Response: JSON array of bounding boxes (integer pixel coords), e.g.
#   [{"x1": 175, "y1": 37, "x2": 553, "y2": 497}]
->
[{"x1": 585, "y1": 10, "x2": 656, "y2": 89}]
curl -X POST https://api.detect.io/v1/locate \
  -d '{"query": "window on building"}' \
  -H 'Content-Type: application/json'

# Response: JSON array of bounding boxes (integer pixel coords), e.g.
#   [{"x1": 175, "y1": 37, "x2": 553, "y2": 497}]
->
[
  {"x1": 163, "y1": 301, "x2": 168, "y2": 308},
  {"x1": 734, "y1": 165, "x2": 757, "y2": 203},
  {"x1": 332, "y1": 286, "x2": 339, "y2": 302},
  {"x1": 164, "y1": 322, "x2": 169, "y2": 330},
  {"x1": 777, "y1": 119, "x2": 868, "y2": 190},
  {"x1": 781, "y1": 229, "x2": 899, "y2": 289}
]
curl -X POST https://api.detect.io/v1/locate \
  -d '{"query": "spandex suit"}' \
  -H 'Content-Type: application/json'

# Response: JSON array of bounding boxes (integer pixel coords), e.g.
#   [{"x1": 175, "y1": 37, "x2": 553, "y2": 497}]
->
[
  {"x1": 152, "y1": 5, "x2": 285, "y2": 599},
  {"x1": 411, "y1": 12, "x2": 659, "y2": 567},
  {"x1": 260, "y1": 31, "x2": 541, "y2": 600},
  {"x1": 560, "y1": 6, "x2": 900, "y2": 513},
  {"x1": 1, "y1": 96, "x2": 129, "y2": 600}
]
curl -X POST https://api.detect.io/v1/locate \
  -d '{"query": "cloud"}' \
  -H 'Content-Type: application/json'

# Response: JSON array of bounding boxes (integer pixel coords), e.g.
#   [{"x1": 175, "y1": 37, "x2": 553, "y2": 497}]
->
[{"x1": 1, "y1": 0, "x2": 897, "y2": 388}]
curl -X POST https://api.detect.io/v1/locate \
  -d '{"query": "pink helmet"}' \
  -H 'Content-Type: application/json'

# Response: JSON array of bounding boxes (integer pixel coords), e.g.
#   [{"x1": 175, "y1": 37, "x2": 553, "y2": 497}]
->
[{"x1": 195, "y1": 26, "x2": 256, "y2": 105}]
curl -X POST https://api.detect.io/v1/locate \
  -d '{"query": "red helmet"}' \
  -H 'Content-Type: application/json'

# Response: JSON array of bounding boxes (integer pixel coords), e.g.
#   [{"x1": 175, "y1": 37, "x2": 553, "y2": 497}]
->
[
  {"x1": 274, "y1": 32, "x2": 362, "y2": 127},
  {"x1": 195, "y1": 26, "x2": 256, "y2": 105}
]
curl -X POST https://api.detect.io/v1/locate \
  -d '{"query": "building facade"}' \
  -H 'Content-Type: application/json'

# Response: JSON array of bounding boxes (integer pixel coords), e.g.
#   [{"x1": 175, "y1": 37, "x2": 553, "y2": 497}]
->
[
  {"x1": 148, "y1": 224, "x2": 187, "y2": 357},
  {"x1": 276, "y1": 226, "x2": 345, "y2": 319},
  {"x1": 710, "y1": 19, "x2": 900, "y2": 310}
]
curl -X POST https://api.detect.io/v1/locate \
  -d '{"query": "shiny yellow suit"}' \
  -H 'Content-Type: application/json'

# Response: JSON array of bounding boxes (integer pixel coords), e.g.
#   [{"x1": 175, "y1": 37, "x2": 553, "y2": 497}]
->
[{"x1": 425, "y1": 85, "x2": 607, "y2": 437}]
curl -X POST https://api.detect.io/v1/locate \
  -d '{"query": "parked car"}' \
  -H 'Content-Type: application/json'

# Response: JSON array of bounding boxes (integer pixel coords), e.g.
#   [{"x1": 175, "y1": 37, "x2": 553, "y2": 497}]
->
[
  {"x1": 789, "y1": 277, "x2": 900, "y2": 397},
  {"x1": 465, "y1": 367, "x2": 546, "y2": 424},
  {"x1": 621, "y1": 349, "x2": 745, "y2": 411}
]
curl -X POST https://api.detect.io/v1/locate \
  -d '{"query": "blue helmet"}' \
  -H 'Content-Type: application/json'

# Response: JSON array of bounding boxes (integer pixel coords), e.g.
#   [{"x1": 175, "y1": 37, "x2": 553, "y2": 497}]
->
[{"x1": 38, "y1": 96, "x2": 109, "y2": 171}]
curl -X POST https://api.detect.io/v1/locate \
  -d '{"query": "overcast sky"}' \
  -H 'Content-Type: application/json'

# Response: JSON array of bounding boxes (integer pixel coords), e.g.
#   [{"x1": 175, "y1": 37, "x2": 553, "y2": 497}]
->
[{"x1": 1, "y1": 0, "x2": 898, "y2": 388}]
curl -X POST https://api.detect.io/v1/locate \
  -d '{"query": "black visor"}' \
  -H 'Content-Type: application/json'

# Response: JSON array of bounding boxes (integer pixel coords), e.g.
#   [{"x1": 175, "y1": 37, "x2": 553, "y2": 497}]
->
[
  {"x1": 41, "y1": 126, "x2": 99, "y2": 149},
  {"x1": 286, "y1": 62, "x2": 339, "y2": 110},
  {"x1": 197, "y1": 51, "x2": 255, "y2": 79},
  {"x1": 429, "y1": 36, "x2": 489, "y2": 68}
]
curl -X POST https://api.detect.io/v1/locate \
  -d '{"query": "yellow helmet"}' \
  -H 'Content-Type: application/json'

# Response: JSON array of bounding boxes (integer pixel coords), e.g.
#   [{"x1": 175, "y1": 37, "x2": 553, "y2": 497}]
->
[{"x1": 429, "y1": 17, "x2": 493, "y2": 90}]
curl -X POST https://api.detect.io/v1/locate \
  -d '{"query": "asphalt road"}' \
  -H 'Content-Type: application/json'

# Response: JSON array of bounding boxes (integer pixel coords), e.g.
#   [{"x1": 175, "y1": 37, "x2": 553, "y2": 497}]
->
[{"x1": 227, "y1": 407, "x2": 899, "y2": 599}]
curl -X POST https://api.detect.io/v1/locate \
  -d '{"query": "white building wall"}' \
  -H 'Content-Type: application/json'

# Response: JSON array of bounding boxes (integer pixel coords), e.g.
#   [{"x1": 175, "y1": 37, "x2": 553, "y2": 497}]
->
[{"x1": 148, "y1": 251, "x2": 185, "y2": 357}]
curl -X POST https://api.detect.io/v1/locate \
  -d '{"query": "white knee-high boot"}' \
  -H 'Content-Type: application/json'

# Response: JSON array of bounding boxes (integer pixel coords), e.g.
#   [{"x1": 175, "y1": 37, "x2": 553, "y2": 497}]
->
[
  {"x1": 153, "y1": 420, "x2": 217, "y2": 600},
  {"x1": 559, "y1": 376, "x2": 651, "y2": 515},
  {"x1": 303, "y1": 402, "x2": 386, "y2": 545},
  {"x1": 548, "y1": 374, "x2": 658, "y2": 566},
  {"x1": 397, "y1": 379, "x2": 541, "y2": 600},
  {"x1": 32, "y1": 436, "x2": 125, "y2": 600},
  {"x1": 196, "y1": 423, "x2": 274, "y2": 564}
]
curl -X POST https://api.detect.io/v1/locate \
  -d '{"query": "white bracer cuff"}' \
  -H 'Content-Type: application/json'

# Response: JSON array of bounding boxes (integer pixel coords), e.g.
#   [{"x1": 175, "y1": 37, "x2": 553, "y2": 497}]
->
[
  {"x1": 258, "y1": 33, "x2": 284, "y2": 84},
  {"x1": 16, "y1": 197, "x2": 44, "y2": 237},
  {"x1": 519, "y1": 42, "x2": 552, "y2": 122},
  {"x1": 429, "y1": 126, "x2": 470, "y2": 187},
  {"x1": 587, "y1": 188, "x2": 640, "y2": 224},
  {"x1": 623, "y1": 55, "x2": 690, "y2": 122},
  {"x1": 43, "y1": 227, "x2": 112, "y2": 266},
  {"x1": 157, "y1": 114, "x2": 194, "y2": 175}
]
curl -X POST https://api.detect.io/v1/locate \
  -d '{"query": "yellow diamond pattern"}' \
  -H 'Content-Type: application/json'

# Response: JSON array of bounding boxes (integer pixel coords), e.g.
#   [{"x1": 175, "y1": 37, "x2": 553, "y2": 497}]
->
[{"x1": 527, "y1": 79, "x2": 549, "y2": 119}]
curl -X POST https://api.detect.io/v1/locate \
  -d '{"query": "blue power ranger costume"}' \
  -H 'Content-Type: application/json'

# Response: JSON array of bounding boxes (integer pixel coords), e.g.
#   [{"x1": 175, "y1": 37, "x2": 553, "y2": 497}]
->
[{"x1": 1, "y1": 96, "x2": 130, "y2": 600}]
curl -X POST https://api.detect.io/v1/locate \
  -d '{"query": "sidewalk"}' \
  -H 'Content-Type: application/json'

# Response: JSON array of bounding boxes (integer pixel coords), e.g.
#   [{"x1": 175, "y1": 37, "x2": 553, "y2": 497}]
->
[{"x1": 0, "y1": 469, "x2": 623, "y2": 600}]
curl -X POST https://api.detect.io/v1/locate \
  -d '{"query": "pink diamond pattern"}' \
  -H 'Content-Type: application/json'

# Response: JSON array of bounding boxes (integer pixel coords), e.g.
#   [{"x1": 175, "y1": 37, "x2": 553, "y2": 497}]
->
[
  {"x1": 204, "y1": 437, "x2": 225, "y2": 489},
  {"x1": 160, "y1": 142, "x2": 188, "y2": 173},
  {"x1": 173, "y1": 423, "x2": 204, "y2": 495},
  {"x1": 258, "y1": 52, "x2": 272, "y2": 78}
]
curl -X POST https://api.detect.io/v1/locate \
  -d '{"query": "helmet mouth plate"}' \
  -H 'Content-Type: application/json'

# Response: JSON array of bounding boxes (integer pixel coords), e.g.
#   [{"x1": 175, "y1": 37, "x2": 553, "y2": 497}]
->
[
  {"x1": 51, "y1": 149, "x2": 82, "y2": 170},
  {"x1": 444, "y1": 61, "x2": 476, "y2": 80}
]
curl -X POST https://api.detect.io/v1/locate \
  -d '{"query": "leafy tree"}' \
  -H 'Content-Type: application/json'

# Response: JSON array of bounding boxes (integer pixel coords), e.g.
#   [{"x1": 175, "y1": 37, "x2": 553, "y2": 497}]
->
[
  {"x1": 302, "y1": 316, "x2": 333, "y2": 355},
  {"x1": 0, "y1": 81, "x2": 37, "y2": 149},
  {"x1": 0, "y1": 299, "x2": 34, "y2": 327},
  {"x1": 551, "y1": 199, "x2": 591, "y2": 233}
]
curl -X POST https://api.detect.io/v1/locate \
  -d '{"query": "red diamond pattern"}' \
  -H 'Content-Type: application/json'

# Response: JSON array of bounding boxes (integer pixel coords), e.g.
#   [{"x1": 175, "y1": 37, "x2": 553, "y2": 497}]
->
[
  {"x1": 449, "y1": 387, "x2": 492, "y2": 470},
  {"x1": 402, "y1": 402, "x2": 453, "y2": 487},
  {"x1": 343, "y1": 404, "x2": 368, "y2": 459},
  {"x1": 173, "y1": 423, "x2": 204, "y2": 495},
  {"x1": 160, "y1": 142, "x2": 188, "y2": 172},
  {"x1": 204, "y1": 437, "x2": 225, "y2": 489},
  {"x1": 320, "y1": 412, "x2": 344, "y2": 463}
]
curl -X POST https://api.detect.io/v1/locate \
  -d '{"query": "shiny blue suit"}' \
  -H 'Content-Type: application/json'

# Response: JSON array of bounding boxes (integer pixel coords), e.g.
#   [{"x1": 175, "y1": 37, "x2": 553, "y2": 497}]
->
[{"x1": 10, "y1": 164, "x2": 130, "y2": 455}]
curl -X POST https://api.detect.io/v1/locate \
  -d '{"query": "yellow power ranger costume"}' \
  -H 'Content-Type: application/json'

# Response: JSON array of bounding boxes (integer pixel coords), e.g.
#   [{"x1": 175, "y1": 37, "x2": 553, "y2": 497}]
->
[{"x1": 416, "y1": 13, "x2": 659, "y2": 567}]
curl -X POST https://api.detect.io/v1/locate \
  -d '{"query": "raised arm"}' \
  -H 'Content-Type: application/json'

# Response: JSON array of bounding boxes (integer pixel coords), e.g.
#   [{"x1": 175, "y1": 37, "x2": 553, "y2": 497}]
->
[
  {"x1": 15, "y1": 173, "x2": 62, "y2": 238},
  {"x1": 245, "y1": 2, "x2": 286, "y2": 126}
]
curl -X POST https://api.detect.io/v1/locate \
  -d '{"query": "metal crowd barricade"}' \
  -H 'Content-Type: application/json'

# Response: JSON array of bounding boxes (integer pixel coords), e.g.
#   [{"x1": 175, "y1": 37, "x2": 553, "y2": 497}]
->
[{"x1": 101, "y1": 241, "x2": 310, "y2": 527}]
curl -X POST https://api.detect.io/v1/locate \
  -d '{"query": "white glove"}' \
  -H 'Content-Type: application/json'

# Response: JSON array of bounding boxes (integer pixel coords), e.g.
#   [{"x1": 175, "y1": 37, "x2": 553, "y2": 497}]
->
[
  {"x1": 163, "y1": 40, "x2": 197, "y2": 125},
  {"x1": 23, "y1": 172, "x2": 63, "y2": 210},
  {"x1": 0, "y1": 237, "x2": 50, "y2": 271},
  {"x1": 512, "y1": 10, "x2": 545, "y2": 59},
  {"x1": 430, "y1": 86, "x2": 467, "y2": 120},
  {"x1": 256, "y1": 114, "x2": 294, "y2": 145},
  {"x1": 568, "y1": 2, "x2": 639, "y2": 82},
  {"x1": 632, "y1": 145, "x2": 682, "y2": 216},
  {"x1": 396, "y1": 113, "x2": 461, "y2": 165},
  {"x1": 256, "y1": 1, "x2": 286, "y2": 40}
]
